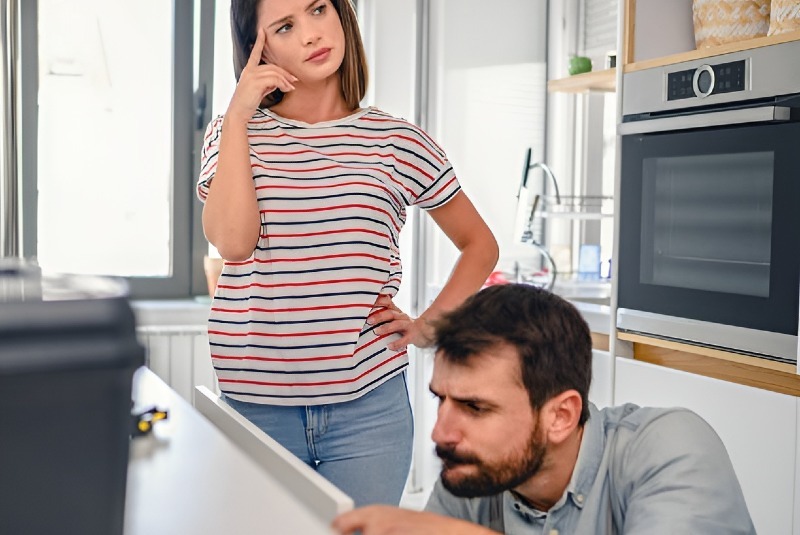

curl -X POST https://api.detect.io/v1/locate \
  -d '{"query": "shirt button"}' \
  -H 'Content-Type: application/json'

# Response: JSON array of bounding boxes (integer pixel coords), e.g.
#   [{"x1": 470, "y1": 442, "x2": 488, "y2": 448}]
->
[{"x1": 576, "y1": 494, "x2": 584, "y2": 504}]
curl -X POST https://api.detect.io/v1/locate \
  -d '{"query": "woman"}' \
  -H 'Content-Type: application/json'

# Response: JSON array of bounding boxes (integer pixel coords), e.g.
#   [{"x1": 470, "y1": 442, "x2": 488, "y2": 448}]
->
[{"x1": 197, "y1": 0, "x2": 498, "y2": 507}]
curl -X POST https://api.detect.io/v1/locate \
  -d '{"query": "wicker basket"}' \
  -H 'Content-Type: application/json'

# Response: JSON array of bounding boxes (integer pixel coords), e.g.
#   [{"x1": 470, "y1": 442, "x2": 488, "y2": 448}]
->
[
  {"x1": 693, "y1": 0, "x2": 770, "y2": 48},
  {"x1": 769, "y1": 0, "x2": 800, "y2": 36}
]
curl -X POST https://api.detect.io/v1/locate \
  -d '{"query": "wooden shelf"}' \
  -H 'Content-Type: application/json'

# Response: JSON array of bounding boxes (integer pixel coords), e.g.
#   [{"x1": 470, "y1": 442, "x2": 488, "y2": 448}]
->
[
  {"x1": 547, "y1": 68, "x2": 616, "y2": 93},
  {"x1": 625, "y1": 29, "x2": 800, "y2": 73},
  {"x1": 617, "y1": 332, "x2": 800, "y2": 397}
]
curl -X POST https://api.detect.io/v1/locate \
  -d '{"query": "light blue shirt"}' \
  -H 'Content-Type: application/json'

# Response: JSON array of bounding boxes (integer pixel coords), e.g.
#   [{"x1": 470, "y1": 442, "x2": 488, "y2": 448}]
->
[{"x1": 425, "y1": 403, "x2": 756, "y2": 534}]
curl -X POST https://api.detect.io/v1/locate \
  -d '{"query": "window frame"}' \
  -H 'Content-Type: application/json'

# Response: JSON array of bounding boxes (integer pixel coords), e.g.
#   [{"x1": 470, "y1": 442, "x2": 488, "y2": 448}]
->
[{"x1": 19, "y1": 0, "x2": 215, "y2": 299}]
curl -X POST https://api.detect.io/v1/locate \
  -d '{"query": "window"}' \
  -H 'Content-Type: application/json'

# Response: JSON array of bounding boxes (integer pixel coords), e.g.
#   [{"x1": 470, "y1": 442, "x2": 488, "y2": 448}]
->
[{"x1": 17, "y1": 0, "x2": 214, "y2": 298}]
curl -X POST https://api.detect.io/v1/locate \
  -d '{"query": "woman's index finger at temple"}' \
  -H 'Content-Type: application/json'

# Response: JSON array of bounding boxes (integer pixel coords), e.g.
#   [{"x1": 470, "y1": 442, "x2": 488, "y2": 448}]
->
[{"x1": 248, "y1": 28, "x2": 265, "y2": 66}]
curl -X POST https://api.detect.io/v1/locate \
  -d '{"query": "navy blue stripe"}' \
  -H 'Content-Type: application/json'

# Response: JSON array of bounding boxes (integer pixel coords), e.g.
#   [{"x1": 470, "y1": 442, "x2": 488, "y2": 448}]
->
[
  {"x1": 260, "y1": 191, "x2": 404, "y2": 218},
  {"x1": 220, "y1": 265, "x2": 390, "y2": 279},
  {"x1": 252, "y1": 155, "x2": 427, "y2": 191},
  {"x1": 249, "y1": 140, "x2": 440, "y2": 172},
  {"x1": 210, "y1": 340, "x2": 352, "y2": 351},
  {"x1": 214, "y1": 347, "x2": 385, "y2": 375},
  {"x1": 422, "y1": 187, "x2": 460, "y2": 210}
]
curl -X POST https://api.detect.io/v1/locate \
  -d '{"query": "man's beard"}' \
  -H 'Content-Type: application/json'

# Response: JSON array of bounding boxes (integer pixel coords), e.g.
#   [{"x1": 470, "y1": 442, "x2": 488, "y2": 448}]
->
[{"x1": 435, "y1": 426, "x2": 546, "y2": 498}]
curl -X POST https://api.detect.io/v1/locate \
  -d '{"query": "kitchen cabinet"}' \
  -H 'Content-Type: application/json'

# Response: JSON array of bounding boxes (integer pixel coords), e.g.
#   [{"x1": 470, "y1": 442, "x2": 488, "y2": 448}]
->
[
  {"x1": 614, "y1": 357, "x2": 796, "y2": 535},
  {"x1": 622, "y1": 0, "x2": 800, "y2": 72},
  {"x1": 589, "y1": 349, "x2": 614, "y2": 408}
]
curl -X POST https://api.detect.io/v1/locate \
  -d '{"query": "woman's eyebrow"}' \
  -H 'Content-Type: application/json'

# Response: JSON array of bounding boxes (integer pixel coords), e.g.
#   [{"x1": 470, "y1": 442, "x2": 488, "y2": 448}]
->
[{"x1": 268, "y1": 0, "x2": 321, "y2": 29}]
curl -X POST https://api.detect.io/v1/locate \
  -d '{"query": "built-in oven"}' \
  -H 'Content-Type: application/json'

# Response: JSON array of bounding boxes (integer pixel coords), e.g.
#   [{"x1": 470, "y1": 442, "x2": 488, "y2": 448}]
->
[{"x1": 617, "y1": 40, "x2": 800, "y2": 363}]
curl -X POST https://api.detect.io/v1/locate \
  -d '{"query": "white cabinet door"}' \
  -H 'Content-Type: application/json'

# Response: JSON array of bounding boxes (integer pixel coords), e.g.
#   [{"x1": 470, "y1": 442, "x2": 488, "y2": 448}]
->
[
  {"x1": 614, "y1": 357, "x2": 795, "y2": 535},
  {"x1": 589, "y1": 350, "x2": 613, "y2": 408}
]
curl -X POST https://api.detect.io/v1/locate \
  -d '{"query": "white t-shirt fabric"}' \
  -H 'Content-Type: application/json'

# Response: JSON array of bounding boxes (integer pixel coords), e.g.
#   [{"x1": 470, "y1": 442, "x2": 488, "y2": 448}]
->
[{"x1": 197, "y1": 106, "x2": 461, "y2": 406}]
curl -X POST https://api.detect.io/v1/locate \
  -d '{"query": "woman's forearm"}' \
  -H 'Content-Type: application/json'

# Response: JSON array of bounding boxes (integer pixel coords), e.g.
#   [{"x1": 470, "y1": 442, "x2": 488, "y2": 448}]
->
[
  {"x1": 420, "y1": 227, "x2": 499, "y2": 323},
  {"x1": 202, "y1": 115, "x2": 262, "y2": 261}
]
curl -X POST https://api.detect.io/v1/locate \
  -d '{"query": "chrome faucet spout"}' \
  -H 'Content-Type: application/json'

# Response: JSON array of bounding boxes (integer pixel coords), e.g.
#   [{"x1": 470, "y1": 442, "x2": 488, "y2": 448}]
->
[{"x1": 528, "y1": 161, "x2": 561, "y2": 204}]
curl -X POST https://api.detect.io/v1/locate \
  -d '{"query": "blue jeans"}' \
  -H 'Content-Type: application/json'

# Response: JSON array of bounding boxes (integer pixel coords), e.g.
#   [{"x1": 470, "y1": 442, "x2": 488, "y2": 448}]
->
[{"x1": 222, "y1": 372, "x2": 414, "y2": 508}]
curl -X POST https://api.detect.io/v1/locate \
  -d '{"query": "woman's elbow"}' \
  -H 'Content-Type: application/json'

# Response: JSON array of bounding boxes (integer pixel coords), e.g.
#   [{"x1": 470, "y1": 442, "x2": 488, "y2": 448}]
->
[
  {"x1": 480, "y1": 229, "x2": 500, "y2": 270},
  {"x1": 215, "y1": 245, "x2": 255, "y2": 262}
]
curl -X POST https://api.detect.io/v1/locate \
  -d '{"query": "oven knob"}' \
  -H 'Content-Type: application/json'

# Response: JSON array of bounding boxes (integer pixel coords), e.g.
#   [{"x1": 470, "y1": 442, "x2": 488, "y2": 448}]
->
[{"x1": 692, "y1": 65, "x2": 715, "y2": 98}]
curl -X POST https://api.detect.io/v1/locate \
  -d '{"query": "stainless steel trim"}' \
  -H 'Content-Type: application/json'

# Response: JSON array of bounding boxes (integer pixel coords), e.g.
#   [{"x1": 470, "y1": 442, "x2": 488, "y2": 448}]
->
[
  {"x1": 618, "y1": 105, "x2": 792, "y2": 135},
  {"x1": 691, "y1": 64, "x2": 715, "y2": 98},
  {"x1": 617, "y1": 308, "x2": 798, "y2": 362},
  {"x1": 623, "y1": 40, "x2": 800, "y2": 116},
  {"x1": 1, "y1": 0, "x2": 20, "y2": 258}
]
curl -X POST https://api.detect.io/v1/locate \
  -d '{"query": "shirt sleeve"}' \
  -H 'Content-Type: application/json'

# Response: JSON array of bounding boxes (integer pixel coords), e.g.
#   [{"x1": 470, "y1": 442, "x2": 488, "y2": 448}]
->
[
  {"x1": 396, "y1": 123, "x2": 461, "y2": 210},
  {"x1": 614, "y1": 409, "x2": 756, "y2": 534},
  {"x1": 424, "y1": 480, "x2": 498, "y2": 528},
  {"x1": 196, "y1": 115, "x2": 225, "y2": 203}
]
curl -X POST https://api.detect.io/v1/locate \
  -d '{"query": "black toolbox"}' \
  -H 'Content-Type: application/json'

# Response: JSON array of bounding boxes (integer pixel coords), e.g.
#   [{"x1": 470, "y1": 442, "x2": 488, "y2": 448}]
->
[{"x1": 0, "y1": 262, "x2": 145, "y2": 535}]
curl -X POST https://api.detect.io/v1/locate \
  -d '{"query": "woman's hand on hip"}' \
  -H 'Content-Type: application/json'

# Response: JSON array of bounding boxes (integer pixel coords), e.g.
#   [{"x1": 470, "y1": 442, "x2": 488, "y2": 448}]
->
[
  {"x1": 368, "y1": 295, "x2": 436, "y2": 351},
  {"x1": 226, "y1": 28, "x2": 298, "y2": 123}
]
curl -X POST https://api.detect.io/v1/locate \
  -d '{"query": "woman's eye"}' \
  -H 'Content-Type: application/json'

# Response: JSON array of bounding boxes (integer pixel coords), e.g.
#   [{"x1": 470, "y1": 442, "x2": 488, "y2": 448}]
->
[
  {"x1": 277, "y1": 23, "x2": 292, "y2": 34},
  {"x1": 313, "y1": 3, "x2": 326, "y2": 15}
]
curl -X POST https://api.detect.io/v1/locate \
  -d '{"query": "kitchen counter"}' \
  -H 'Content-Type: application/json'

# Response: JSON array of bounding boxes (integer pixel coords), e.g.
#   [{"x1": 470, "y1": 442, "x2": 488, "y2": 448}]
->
[{"x1": 125, "y1": 368, "x2": 336, "y2": 534}]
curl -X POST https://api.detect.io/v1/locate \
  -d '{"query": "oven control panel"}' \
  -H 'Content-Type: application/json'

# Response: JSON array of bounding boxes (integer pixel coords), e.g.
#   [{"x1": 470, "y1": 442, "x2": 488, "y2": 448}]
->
[{"x1": 667, "y1": 59, "x2": 747, "y2": 101}]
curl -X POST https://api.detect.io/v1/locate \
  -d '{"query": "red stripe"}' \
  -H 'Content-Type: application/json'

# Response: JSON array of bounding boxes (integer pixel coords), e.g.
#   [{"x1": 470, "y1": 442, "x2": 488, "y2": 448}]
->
[
  {"x1": 262, "y1": 228, "x2": 387, "y2": 239},
  {"x1": 256, "y1": 180, "x2": 404, "y2": 207},
  {"x1": 217, "y1": 277, "x2": 386, "y2": 290},
  {"x1": 211, "y1": 353, "x2": 352, "y2": 363},
  {"x1": 218, "y1": 350, "x2": 408, "y2": 387},
  {"x1": 252, "y1": 161, "x2": 417, "y2": 198},
  {"x1": 211, "y1": 303, "x2": 373, "y2": 314},
  {"x1": 209, "y1": 328, "x2": 361, "y2": 338},
  {"x1": 419, "y1": 176, "x2": 458, "y2": 206}
]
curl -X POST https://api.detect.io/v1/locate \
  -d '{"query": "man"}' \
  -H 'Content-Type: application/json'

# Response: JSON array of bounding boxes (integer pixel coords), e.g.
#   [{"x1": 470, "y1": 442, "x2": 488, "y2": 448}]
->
[{"x1": 333, "y1": 284, "x2": 756, "y2": 534}]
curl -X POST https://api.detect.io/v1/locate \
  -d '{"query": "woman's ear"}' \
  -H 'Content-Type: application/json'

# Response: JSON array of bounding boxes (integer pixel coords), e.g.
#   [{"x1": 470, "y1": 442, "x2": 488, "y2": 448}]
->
[{"x1": 541, "y1": 390, "x2": 583, "y2": 445}]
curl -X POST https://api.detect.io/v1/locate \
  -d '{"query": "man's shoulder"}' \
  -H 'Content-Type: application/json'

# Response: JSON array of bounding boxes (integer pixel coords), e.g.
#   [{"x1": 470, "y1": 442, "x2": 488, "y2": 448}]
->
[
  {"x1": 599, "y1": 403, "x2": 707, "y2": 435},
  {"x1": 598, "y1": 403, "x2": 725, "y2": 472}
]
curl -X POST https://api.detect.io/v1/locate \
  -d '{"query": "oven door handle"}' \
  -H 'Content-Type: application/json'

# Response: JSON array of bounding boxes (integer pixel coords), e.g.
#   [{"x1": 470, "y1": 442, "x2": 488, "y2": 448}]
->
[{"x1": 619, "y1": 106, "x2": 795, "y2": 135}]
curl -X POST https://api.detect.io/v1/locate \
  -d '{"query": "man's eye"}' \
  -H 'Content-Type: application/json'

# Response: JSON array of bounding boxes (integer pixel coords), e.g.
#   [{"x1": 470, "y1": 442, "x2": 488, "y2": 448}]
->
[{"x1": 466, "y1": 403, "x2": 485, "y2": 414}]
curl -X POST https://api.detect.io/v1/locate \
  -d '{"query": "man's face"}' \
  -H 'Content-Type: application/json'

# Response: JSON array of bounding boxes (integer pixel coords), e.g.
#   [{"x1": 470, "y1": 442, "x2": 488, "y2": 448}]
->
[{"x1": 429, "y1": 344, "x2": 547, "y2": 497}]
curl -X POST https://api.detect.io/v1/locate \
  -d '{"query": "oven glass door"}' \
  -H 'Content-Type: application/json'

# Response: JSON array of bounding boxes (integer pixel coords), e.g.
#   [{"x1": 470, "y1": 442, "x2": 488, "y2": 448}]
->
[{"x1": 619, "y1": 120, "x2": 800, "y2": 335}]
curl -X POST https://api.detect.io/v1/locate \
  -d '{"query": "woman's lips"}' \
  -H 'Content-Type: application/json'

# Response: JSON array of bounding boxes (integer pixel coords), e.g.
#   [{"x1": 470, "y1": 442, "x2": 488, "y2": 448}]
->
[{"x1": 306, "y1": 48, "x2": 331, "y2": 62}]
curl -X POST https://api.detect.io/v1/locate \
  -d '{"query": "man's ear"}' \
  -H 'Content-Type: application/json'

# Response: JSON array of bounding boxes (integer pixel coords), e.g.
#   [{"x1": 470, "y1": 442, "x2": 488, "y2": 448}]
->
[{"x1": 540, "y1": 390, "x2": 583, "y2": 445}]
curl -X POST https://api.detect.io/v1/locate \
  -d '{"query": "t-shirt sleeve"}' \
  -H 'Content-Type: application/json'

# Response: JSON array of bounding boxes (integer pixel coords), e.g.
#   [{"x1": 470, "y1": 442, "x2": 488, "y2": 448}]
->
[
  {"x1": 399, "y1": 125, "x2": 462, "y2": 210},
  {"x1": 196, "y1": 115, "x2": 225, "y2": 203},
  {"x1": 614, "y1": 409, "x2": 756, "y2": 534}
]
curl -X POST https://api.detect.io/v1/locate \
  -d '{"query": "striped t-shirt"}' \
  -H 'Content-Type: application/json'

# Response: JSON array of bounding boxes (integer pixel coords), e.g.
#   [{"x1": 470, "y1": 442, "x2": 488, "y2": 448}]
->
[{"x1": 197, "y1": 106, "x2": 461, "y2": 406}]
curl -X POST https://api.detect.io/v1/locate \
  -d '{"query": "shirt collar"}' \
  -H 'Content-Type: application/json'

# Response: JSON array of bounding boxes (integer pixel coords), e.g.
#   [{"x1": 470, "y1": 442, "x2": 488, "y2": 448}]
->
[
  {"x1": 504, "y1": 403, "x2": 604, "y2": 518},
  {"x1": 564, "y1": 403, "x2": 605, "y2": 509}
]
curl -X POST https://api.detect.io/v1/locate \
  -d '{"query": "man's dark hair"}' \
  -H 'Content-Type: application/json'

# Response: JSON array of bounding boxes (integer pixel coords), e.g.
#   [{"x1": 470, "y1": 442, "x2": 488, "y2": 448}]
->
[{"x1": 434, "y1": 284, "x2": 593, "y2": 426}]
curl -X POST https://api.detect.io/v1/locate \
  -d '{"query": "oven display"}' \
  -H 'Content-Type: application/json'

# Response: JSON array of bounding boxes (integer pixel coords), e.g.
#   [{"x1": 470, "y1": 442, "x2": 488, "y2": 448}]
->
[{"x1": 667, "y1": 60, "x2": 746, "y2": 101}]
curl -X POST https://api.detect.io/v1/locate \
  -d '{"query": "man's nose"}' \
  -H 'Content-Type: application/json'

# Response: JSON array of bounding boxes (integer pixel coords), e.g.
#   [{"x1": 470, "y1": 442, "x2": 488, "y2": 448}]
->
[{"x1": 431, "y1": 402, "x2": 461, "y2": 446}]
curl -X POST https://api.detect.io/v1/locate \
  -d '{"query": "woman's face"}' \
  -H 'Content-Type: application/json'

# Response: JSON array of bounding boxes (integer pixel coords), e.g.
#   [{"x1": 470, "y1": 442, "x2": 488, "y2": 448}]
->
[{"x1": 256, "y1": 0, "x2": 346, "y2": 84}]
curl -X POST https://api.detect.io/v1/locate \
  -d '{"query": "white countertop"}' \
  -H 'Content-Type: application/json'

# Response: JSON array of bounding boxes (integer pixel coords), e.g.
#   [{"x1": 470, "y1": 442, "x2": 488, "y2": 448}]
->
[{"x1": 125, "y1": 368, "x2": 334, "y2": 535}]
